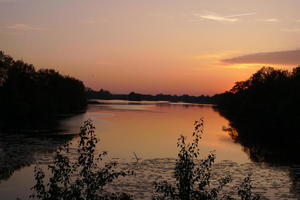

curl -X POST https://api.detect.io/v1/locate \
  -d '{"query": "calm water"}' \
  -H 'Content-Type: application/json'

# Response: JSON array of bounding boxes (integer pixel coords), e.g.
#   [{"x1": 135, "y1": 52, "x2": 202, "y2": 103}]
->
[{"x1": 0, "y1": 100, "x2": 299, "y2": 199}]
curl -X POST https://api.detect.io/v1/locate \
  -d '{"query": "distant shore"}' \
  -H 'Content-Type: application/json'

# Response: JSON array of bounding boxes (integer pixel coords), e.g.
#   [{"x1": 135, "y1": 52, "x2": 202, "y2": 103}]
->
[{"x1": 86, "y1": 89, "x2": 214, "y2": 104}]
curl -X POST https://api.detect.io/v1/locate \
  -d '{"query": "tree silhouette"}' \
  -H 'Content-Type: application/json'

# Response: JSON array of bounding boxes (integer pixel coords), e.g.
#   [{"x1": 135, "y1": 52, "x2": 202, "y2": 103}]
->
[
  {"x1": 214, "y1": 66, "x2": 300, "y2": 163},
  {"x1": 0, "y1": 51, "x2": 87, "y2": 119}
]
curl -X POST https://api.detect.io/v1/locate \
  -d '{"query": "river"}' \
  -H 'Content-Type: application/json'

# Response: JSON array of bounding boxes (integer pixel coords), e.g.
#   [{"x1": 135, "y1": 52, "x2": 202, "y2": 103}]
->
[{"x1": 0, "y1": 100, "x2": 299, "y2": 199}]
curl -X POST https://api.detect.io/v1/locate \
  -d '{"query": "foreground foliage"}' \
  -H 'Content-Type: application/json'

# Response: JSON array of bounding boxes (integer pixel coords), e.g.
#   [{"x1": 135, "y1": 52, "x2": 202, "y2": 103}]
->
[
  {"x1": 153, "y1": 119, "x2": 261, "y2": 200},
  {"x1": 30, "y1": 119, "x2": 261, "y2": 200},
  {"x1": 31, "y1": 120, "x2": 132, "y2": 200}
]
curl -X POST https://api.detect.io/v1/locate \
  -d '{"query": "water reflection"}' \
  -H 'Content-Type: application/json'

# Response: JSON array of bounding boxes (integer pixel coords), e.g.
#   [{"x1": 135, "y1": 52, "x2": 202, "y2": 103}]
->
[
  {"x1": 220, "y1": 109, "x2": 300, "y2": 197},
  {"x1": 0, "y1": 101, "x2": 299, "y2": 199},
  {"x1": 0, "y1": 117, "x2": 82, "y2": 182},
  {"x1": 86, "y1": 100, "x2": 248, "y2": 162}
]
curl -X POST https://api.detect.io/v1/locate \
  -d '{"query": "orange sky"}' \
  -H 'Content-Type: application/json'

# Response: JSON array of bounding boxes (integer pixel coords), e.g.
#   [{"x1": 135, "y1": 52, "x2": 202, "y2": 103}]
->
[{"x1": 1, "y1": 0, "x2": 300, "y2": 95}]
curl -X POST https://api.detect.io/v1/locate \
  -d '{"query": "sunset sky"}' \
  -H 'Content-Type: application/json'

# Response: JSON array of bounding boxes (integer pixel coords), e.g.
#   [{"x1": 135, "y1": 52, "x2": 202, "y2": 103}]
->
[{"x1": 1, "y1": 0, "x2": 300, "y2": 95}]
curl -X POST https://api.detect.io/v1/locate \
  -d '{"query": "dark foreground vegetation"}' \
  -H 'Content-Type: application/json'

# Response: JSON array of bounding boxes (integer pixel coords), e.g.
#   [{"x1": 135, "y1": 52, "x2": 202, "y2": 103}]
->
[
  {"x1": 31, "y1": 120, "x2": 261, "y2": 200},
  {"x1": 31, "y1": 120, "x2": 132, "y2": 200},
  {"x1": 153, "y1": 119, "x2": 260, "y2": 200},
  {"x1": 86, "y1": 89, "x2": 213, "y2": 104},
  {"x1": 0, "y1": 51, "x2": 87, "y2": 119},
  {"x1": 214, "y1": 66, "x2": 300, "y2": 164}
]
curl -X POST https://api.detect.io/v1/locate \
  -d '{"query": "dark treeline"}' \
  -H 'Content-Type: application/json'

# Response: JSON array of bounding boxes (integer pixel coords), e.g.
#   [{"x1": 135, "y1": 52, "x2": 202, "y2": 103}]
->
[
  {"x1": 214, "y1": 66, "x2": 300, "y2": 196},
  {"x1": 214, "y1": 66, "x2": 300, "y2": 163},
  {"x1": 0, "y1": 51, "x2": 87, "y2": 119},
  {"x1": 86, "y1": 89, "x2": 213, "y2": 104},
  {"x1": 221, "y1": 120, "x2": 300, "y2": 196}
]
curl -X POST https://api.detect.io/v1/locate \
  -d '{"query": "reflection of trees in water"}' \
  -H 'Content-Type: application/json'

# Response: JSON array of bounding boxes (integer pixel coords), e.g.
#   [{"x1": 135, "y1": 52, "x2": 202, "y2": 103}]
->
[
  {"x1": 92, "y1": 100, "x2": 212, "y2": 108},
  {"x1": 0, "y1": 118, "x2": 78, "y2": 182},
  {"x1": 219, "y1": 109, "x2": 300, "y2": 197},
  {"x1": 290, "y1": 166, "x2": 300, "y2": 197},
  {"x1": 212, "y1": 66, "x2": 300, "y2": 197},
  {"x1": 155, "y1": 102, "x2": 212, "y2": 108}
]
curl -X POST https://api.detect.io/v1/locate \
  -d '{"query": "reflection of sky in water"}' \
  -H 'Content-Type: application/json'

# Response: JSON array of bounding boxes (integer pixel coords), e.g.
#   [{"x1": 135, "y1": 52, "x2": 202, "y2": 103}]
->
[
  {"x1": 0, "y1": 100, "x2": 299, "y2": 200},
  {"x1": 72, "y1": 101, "x2": 250, "y2": 163},
  {"x1": 1, "y1": 159, "x2": 298, "y2": 200},
  {"x1": 95, "y1": 104, "x2": 155, "y2": 111}
]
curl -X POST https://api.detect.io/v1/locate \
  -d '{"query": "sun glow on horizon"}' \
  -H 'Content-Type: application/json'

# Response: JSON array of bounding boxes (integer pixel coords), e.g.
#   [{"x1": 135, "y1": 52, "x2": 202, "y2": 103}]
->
[
  {"x1": 224, "y1": 63, "x2": 262, "y2": 69},
  {"x1": 1, "y1": 0, "x2": 300, "y2": 95}
]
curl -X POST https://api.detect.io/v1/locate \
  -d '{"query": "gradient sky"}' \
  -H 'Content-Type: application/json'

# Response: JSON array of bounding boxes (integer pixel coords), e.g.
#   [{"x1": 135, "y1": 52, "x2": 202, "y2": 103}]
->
[{"x1": 1, "y1": 0, "x2": 300, "y2": 95}]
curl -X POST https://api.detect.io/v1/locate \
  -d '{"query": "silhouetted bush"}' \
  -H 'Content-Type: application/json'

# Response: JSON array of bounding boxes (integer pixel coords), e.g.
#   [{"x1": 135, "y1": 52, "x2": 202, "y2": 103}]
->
[
  {"x1": 236, "y1": 176, "x2": 261, "y2": 200},
  {"x1": 0, "y1": 51, "x2": 87, "y2": 119},
  {"x1": 28, "y1": 119, "x2": 262, "y2": 200},
  {"x1": 30, "y1": 120, "x2": 132, "y2": 200},
  {"x1": 153, "y1": 119, "x2": 261, "y2": 200}
]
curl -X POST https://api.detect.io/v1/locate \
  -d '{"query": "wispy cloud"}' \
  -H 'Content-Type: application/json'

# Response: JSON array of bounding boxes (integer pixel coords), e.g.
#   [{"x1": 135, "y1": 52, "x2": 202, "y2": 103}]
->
[
  {"x1": 225, "y1": 12, "x2": 256, "y2": 18},
  {"x1": 3, "y1": 24, "x2": 42, "y2": 31},
  {"x1": 200, "y1": 14, "x2": 238, "y2": 22},
  {"x1": 280, "y1": 28, "x2": 300, "y2": 32},
  {"x1": 197, "y1": 12, "x2": 256, "y2": 23},
  {"x1": 193, "y1": 51, "x2": 238, "y2": 60},
  {"x1": 259, "y1": 18, "x2": 279, "y2": 22},
  {"x1": 222, "y1": 49, "x2": 300, "y2": 65},
  {"x1": 0, "y1": 0, "x2": 22, "y2": 2}
]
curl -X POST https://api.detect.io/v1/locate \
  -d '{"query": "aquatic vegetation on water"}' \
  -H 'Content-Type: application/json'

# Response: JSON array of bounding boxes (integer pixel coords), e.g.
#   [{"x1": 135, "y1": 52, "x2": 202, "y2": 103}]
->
[
  {"x1": 30, "y1": 119, "x2": 261, "y2": 200},
  {"x1": 31, "y1": 119, "x2": 132, "y2": 200},
  {"x1": 153, "y1": 119, "x2": 261, "y2": 200}
]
